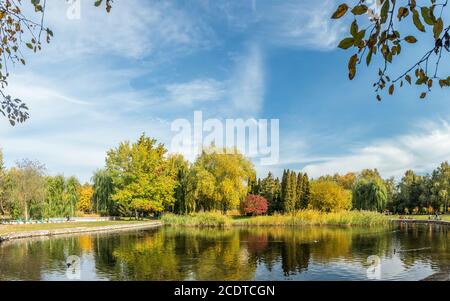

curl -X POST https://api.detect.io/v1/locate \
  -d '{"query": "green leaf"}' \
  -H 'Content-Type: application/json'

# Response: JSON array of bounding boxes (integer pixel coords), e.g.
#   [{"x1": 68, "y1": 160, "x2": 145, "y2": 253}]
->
[
  {"x1": 421, "y1": 7, "x2": 435, "y2": 26},
  {"x1": 380, "y1": 0, "x2": 390, "y2": 24},
  {"x1": 366, "y1": 50, "x2": 373, "y2": 66},
  {"x1": 433, "y1": 18, "x2": 443, "y2": 40},
  {"x1": 348, "y1": 54, "x2": 358, "y2": 80},
  {"x1": 338, "y1": 37, "x2": 355, "y2": 49},
  {"x1": 412, "y1": 9, "x2": 426, "y2": 32},
  {"x1": 331, "y1": 4, "x2": 349, "y2": 19},
  {"x1": 351, "y1": 5, "x2": 368, "y2": 15},
  {"x1": 350, "y1": 20, "x2": 358, "y2": 37}
]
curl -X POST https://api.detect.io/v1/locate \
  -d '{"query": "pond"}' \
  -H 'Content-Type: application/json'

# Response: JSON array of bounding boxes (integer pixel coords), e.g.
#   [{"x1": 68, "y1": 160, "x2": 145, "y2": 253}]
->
[{"x1": 0, "y1": 223, "x2": 449, "y2": 281}]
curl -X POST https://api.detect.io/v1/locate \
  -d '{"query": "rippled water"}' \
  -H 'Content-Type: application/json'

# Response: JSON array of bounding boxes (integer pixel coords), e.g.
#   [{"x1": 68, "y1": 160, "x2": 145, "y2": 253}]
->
[{"x1": 0, "y1": 223, "x2": 449, "y2": 281}]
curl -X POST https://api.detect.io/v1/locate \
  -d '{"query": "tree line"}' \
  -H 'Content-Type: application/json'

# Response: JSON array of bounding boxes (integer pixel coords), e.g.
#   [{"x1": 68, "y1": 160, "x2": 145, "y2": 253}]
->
[{"x1": 1, "y1": 134, "x2": 448, "y2": 220}]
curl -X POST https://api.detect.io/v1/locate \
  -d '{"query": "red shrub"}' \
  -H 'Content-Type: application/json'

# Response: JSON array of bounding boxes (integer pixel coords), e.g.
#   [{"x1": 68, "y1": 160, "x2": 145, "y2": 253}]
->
[{"x1": 241, "y1": 194, "x2": 268, "y2": 216}]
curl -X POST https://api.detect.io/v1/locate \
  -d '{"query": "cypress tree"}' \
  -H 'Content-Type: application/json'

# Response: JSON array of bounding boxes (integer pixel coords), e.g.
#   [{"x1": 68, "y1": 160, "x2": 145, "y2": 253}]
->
[
  {"x1": 301, "y1": 173, "x2": 311, "y2": 209},
  {"x1": 296, "y1": 172, "x2": 304, "y2": 210}
]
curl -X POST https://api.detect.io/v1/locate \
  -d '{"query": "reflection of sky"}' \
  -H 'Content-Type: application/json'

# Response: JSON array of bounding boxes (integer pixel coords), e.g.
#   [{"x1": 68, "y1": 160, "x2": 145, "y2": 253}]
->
[
  {"x1": 253, "y1": 254, "x2": 438, "y2": 281},
  {"x1": 42, "y1": 253, "x2": 108, "y2": 281}
]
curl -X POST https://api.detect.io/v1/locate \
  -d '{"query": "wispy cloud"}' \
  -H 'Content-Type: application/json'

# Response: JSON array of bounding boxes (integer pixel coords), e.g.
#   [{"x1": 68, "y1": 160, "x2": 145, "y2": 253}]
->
[
  {"x1": 230, "y1": 43, "x2": 265, "y2": 114},
  {"x1": 264, "y1": 0, "x2": 346, "y2": 50},
  {"x1": 40, "y1": 0, "x2": 216, "y2": 60},
  {"x1": 166, "y1": 79, "x2": 226, "y2": 106}
]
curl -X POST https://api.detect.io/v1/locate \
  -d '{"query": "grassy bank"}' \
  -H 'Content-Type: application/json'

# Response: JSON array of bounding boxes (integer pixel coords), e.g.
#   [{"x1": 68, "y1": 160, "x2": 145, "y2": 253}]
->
[
  {"x1": 0, "y1": 220, "x2": 149, "y2": 236},
  {"x1": 161, "y1": 210, "x2": 389, "y2": 228}
]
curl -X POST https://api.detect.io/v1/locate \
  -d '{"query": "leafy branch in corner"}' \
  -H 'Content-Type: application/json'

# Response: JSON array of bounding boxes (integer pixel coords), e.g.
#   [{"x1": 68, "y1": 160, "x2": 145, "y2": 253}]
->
[
  {"x1": 0, "y1": 0, "x2": 112, "y2": 126},
  {"x1": 331, "y1": 0, "x2": 450, "y2": 101}
]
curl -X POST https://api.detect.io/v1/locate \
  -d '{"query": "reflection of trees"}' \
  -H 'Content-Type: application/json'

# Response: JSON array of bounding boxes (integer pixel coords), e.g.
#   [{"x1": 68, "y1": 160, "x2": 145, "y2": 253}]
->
[
  {"x1": 0, "y1": 237, "x2": 82, "y2": 280},
  {"x1": 395, "y1": 223, "x2": 450, "y2": 270},
  {"x1": 1, "y1": 224, "x2": 449, "y2": 280}
]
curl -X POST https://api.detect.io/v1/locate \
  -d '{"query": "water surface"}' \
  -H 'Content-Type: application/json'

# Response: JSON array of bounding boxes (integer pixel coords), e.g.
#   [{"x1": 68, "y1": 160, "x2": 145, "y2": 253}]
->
[{"x1": 0, "y1": 223, "x2": 449, "y2": 281}]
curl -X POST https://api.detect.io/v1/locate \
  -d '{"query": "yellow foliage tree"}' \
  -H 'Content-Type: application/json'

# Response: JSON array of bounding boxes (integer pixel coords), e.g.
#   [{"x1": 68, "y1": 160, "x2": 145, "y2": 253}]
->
[
  {"x1": 309, "y1": 180, "x2": 352, "y2": 212},
  {"x1": 77, "y1": 185, "x2": 94, "y2": 214}
]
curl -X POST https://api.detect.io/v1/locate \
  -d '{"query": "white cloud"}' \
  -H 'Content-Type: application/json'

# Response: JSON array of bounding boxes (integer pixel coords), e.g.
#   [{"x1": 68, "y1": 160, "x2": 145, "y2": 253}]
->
[
  {"x1": 302, "y1": 121, "x2": 450, "y2": 179},
  {"x1": 37, "y1": 0, "x2": 215, "y2": 60},
  {"x1": 265, "y1": 0, "x2": 346, "y2": 50},
  {"x1": 230, "y1": 43, "x2": 265, "y2": 113},
  {"x1": 166, "y1": 79, "x2": 225, "y2": 106}
]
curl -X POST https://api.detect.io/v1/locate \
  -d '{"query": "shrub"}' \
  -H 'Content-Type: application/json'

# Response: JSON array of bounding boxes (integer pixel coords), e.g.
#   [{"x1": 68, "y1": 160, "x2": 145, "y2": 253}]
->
[{"x1": 241, "y1": 195, "x2": 268, "y2": 216}]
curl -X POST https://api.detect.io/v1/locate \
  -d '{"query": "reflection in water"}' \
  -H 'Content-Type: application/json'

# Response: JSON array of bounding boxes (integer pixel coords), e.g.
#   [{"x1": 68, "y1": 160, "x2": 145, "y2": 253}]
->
[{"x1": 0, "y1": 224, "x2": 449, "y2": 281}]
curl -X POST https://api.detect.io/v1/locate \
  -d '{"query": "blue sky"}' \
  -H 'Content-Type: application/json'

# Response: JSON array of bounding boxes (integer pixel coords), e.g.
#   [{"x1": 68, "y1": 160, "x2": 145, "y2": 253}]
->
[{"x1": 0, "y1": 0, "x2": 449, "y2": 182}]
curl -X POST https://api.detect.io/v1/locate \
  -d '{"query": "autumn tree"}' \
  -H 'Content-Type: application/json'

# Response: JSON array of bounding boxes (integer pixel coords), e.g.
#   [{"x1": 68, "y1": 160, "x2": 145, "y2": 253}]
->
[
  {"x1": 332, "y1": 0, "x2": 450, "y2": 100},
  {"x1": 188, "y1": 147, "x2": 255, "y2": 214},
  {"x1": 106, "y1": 134, "x2": 176, "y2": 218},
  {"x1": 309, "y1": 180, "x2": 353, "y2": 212},
  {"x1": 77, "y1": 184, "x2": 94, "y2": 214},
  {"x1": 241, "y1": 194, "x2": 268, "y2": 216}
]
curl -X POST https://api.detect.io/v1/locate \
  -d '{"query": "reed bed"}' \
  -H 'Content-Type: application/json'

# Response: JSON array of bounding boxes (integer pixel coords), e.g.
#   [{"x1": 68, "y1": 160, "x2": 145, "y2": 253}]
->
[{"x1": 161, "y1": 210, "x2": 388, "y2": 228}]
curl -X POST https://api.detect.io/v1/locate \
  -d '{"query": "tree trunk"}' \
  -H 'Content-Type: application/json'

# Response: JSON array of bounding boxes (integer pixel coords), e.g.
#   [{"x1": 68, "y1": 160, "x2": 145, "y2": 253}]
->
[{"x1": 24, "y1": 201, "x2": 29, "y2": 221}]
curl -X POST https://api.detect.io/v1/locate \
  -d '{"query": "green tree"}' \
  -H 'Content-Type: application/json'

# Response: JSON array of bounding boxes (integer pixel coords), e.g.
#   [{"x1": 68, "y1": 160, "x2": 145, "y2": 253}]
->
[
  {"x1": 44, "y1": 175, "x2": 65, "y2": 218},
  {"x1": 259, "y1": 172, "x2": 282, "y2": 213},
  {"x1": 395, "y1": 170, "x2": 426, "y2": 213},
  {"x1": 353, "y1": 169, "x2": 388, "y2": 212},
  {"x1": 430, "y1": 162, "x2": 449, "y2": 213},
  {"x1": 353, "y1": 179, "x2": 388, "y2": 212},
  {"x1": 65, "y1": 176, "x2": 81, "y2": 218},
  {"x1": 167, "y1": 154, "x2": 191, "y2": 214},
  {"x1": 281, "y1": 170, "x2": 297, "y2": 213},
  {"x1": 92, "y1": 169, "x2": 115, "y2": 216},
  {"x1": 8, "y1": 160, "x2": 46, "y2": 220},
  {"x1": 0, "y1": 149, "x2": 7, "y2": 215},
  {"x1": 106, "y1": 134, "x2": 176, "y2": 218}
]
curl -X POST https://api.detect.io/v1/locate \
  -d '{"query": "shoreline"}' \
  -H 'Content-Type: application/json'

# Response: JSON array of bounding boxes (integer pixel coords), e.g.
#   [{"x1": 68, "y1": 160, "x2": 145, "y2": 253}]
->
[
  {"x1": 390, "y1": 219, "x2": 450, "y2": 226},
  {"x1": 0, "y1": 221, "x2": 162, "y2": 243}
]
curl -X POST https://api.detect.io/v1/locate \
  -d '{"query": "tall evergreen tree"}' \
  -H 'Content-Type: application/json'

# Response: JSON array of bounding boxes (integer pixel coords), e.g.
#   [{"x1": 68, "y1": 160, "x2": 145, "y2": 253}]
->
[
  {"x1": 296, "y1": 172, "x2": 304, "y2": 210},
  {"x1": 301, "y1": 173, "x2": 311, "y2": 209},
  {"x1": 281, "y1": 170, "x2": 289, "y2": 213}
]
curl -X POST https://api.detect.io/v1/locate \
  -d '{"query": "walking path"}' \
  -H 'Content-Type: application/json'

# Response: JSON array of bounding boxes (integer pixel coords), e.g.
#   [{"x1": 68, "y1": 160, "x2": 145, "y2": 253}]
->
[{"x1": 0, "y1": 221, "x2": 162, "y2": 243}]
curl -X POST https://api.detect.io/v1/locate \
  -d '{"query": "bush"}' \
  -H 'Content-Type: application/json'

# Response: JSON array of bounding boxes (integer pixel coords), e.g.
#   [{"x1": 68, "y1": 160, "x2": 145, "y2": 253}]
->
[{"x1": 241, "y1": 195, "x2": 268, "y2": 216}]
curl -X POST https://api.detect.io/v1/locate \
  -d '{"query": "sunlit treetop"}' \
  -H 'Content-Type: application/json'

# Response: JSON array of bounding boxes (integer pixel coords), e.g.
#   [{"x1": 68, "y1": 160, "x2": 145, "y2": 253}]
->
[{"x1": 331, "y1": 0, "x2": 450, "y2": 101}]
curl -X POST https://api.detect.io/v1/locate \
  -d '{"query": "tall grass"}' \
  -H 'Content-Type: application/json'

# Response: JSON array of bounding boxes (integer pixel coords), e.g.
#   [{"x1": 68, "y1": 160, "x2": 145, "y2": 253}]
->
[
  {"x1": 234, "y1": 210, "x2": 388, "y2": 227},
  {"x1": 161, "y1": 210, "x2": 388, "y2": 228},
  {"x1": 161, "y1": 212, "x2": 232, "y2": 228}
]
